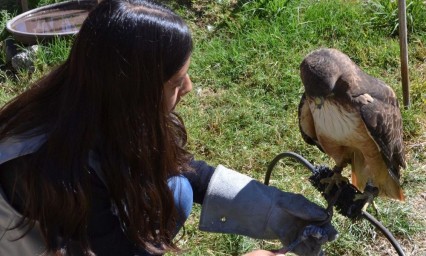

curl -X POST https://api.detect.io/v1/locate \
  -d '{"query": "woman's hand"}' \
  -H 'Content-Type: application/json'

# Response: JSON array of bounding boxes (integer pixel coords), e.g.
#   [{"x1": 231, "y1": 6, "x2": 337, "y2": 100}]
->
[{"x1": 242, "y1": 249, "x2": 284, "y2": 256}]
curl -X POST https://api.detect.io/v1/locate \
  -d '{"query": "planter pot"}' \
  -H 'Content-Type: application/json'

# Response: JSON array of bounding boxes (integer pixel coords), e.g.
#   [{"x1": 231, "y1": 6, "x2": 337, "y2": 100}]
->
[{"x1": 6, "y1": 0, "x2": 97, "y2": 45}]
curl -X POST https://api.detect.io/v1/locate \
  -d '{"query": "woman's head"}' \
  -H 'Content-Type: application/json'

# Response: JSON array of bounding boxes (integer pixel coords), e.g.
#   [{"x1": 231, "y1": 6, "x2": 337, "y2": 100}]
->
[{"x1": 69, "y1": 0, "x2": 193, "y2": 114}]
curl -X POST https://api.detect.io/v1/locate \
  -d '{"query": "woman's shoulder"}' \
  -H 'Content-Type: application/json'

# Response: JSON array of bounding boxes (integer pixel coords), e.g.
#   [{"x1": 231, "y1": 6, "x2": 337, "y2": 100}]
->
[{"x1": 0, "y1": 132, "x2": 47, "y2": 165}]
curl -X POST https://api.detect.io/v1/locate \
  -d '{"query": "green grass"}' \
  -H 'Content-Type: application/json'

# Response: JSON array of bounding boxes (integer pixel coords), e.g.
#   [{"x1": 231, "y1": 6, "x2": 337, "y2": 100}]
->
[{"x1": 1, "y1": 0, "x2": 426, "y2": 255}]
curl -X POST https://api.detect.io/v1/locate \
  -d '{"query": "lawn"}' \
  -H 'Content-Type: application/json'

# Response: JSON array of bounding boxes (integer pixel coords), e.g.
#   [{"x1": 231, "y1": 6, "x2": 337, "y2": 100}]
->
[{"x1": 1, "y1": 0, "x2": 425, "y2": 255}]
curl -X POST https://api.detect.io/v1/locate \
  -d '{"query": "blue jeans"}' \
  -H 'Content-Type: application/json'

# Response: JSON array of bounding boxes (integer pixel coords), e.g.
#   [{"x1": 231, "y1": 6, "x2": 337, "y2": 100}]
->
[{"x1": 167, "y1": 175, "x2": 193, "y2": 235}]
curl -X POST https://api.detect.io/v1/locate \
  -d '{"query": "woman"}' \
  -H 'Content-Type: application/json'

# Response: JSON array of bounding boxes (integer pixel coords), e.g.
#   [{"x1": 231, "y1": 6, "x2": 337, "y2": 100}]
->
[{"x1": 0, "y1": 0, "x2": 336, "y2": 255}]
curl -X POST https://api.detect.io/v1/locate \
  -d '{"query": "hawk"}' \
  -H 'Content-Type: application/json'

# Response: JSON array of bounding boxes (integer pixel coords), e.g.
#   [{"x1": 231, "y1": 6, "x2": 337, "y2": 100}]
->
[{"x1": 298, "y1": 48, "x2": 405, "y2": 201}]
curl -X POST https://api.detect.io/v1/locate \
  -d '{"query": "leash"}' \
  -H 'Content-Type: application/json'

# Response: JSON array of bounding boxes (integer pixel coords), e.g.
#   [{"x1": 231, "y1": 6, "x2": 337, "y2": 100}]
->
[{"x1": 264, "y1": 151, "x2": 406, "y2": 256}]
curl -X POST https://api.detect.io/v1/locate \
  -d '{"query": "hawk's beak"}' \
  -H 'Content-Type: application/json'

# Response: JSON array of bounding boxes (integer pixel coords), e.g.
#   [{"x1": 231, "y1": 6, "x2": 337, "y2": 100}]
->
[{"x1": 314, "y1": 96, "x2": 324, "y2": 109}]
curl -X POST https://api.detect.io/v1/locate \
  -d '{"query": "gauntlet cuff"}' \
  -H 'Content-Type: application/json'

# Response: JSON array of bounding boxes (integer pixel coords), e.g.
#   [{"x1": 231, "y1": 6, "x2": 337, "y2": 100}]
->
[{"x1": 199, "y1": 165, "x2": 278, "y2": 239}]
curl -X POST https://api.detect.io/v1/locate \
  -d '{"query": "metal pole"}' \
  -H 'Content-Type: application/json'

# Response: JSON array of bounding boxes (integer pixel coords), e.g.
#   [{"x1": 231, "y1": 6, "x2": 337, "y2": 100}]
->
[
  {"x1": 398, "y1": 0, "x2": 410, "y2": 108},
  {"x1": 20, "y1": 0, "x2": 28, "y2": 12}
]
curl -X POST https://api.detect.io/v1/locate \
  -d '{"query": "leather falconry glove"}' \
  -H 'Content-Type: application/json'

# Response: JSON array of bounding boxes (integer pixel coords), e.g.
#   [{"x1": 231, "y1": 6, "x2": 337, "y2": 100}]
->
[{"x1": 199, "y1": 165, "x2": 338, "y2": 256}]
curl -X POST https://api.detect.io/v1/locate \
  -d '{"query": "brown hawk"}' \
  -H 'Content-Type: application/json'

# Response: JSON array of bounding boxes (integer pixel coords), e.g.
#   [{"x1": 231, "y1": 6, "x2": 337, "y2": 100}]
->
[{"x1": 298, "y1": 48, "x2": 405, "y2": 201}]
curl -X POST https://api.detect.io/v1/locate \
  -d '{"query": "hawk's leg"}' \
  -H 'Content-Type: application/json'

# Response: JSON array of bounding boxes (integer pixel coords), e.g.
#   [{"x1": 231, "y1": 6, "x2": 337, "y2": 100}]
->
[
  {"x1": 354, "y1": 180, "x2": 379, "y2": 214},
  {"x1": 320, "y1": 165, "x2": 350, "y2": 196}
]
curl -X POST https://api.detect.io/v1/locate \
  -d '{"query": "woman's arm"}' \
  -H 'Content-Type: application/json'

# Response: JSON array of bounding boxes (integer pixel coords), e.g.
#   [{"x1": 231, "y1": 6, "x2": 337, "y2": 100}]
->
[{"x1": 182, "y1": 159, "x2": 215, "y2": 204}]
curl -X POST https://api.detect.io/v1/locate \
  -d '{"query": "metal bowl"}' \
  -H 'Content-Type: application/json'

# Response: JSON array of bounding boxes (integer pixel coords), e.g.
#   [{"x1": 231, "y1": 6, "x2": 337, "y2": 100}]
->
[{"x1": 6, "y1": 0, "x2": 97, "y2": 45}]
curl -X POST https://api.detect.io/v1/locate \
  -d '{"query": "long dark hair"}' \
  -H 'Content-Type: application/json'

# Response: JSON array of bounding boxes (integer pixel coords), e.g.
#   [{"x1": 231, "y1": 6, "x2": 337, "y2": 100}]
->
[{"x1": 0, "y1": 0, "x2": 193, "y2": 254}]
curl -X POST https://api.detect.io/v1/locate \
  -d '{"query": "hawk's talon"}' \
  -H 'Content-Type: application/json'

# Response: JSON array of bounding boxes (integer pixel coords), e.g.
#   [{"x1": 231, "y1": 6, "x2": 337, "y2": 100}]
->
[
  {"x1": 354, "y1": 183, "x2": 379, "y2": 213},
  {"x1": 332, "y1": 165, "x2": 344, "y2": 173},
  {"x1": 320, "y1": 171, "x2": 350, "y2": 195}
]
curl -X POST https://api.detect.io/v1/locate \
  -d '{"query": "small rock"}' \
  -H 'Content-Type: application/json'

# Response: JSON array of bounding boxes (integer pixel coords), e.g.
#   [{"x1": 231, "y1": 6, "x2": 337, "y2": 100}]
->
[
  {"x1": 196, "y1": 87, "x2": 202, "y2": 96},
  {"x1": 11, "y1": 45, "x2": 39, "y2": 72}
]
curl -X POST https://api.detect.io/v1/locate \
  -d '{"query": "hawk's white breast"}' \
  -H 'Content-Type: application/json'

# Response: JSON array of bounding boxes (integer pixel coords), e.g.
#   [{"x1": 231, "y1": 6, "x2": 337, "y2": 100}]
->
[{"x1": 309, "y1": 100, "x2": 367, "y2": 145}]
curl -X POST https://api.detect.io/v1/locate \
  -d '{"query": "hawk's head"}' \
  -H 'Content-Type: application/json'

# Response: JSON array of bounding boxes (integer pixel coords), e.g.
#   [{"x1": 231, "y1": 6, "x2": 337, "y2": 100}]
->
[{"x1": 300, "y1": 48, "x2": 353, "y2": 108}]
